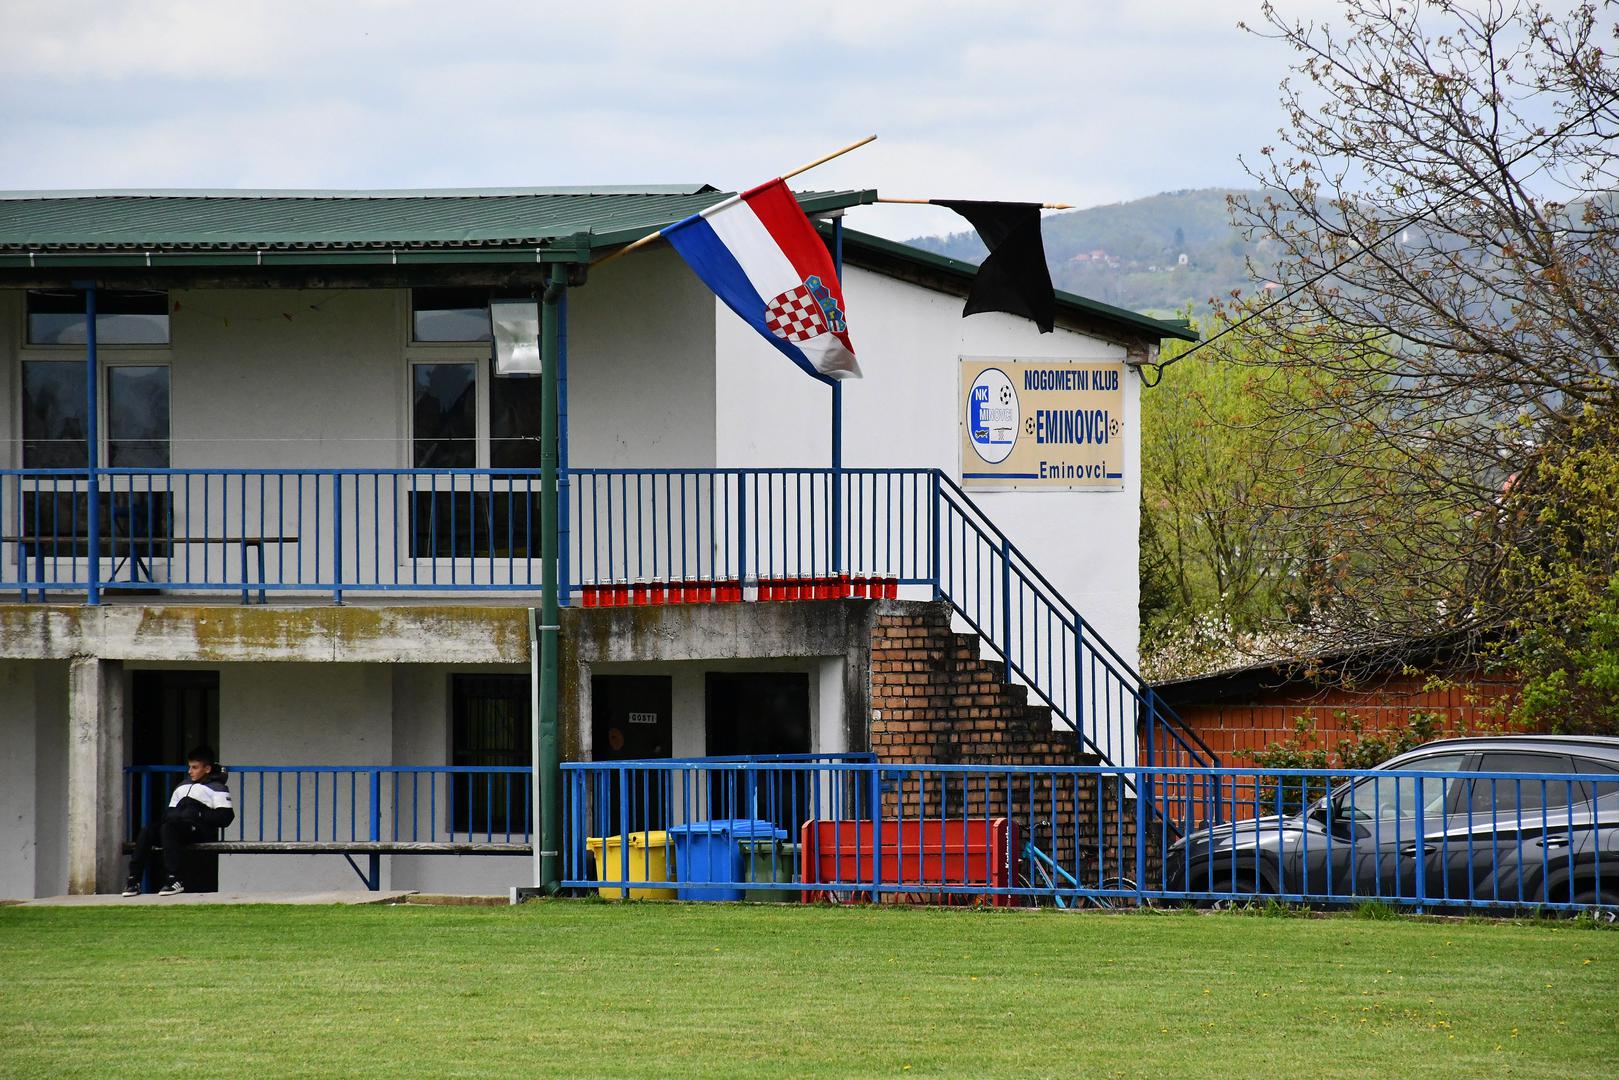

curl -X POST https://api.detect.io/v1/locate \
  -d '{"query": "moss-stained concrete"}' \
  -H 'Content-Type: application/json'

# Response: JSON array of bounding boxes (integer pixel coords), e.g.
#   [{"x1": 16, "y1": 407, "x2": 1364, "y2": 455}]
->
[{"x1": 0, "y1": 603, "x2": 531, "y2": 664}]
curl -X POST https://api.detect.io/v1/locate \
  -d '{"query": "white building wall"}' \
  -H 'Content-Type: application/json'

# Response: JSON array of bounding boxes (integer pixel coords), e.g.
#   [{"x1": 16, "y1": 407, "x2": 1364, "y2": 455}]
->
[
  {"x1": 0, "y1": 660, "x2": 39, "y2": 898},
  {"x1": 0, "y1": 659, "x2": 69, "y2": 899},
  {"x1": 215, "y1": 661, "x2": 394, "y2": 892},
  {"x1": 169, "y1": 289, "x2": 403, "y2": 470},
  {"x1": 389, "y1": 663, "x2": 529, "y2": 894},
  {"x1": 712, "y1": 264, "x2": 1141, "y2": 671},
  {"x1": 567, "y1": 247, "x2": 717, "y2": 469}
]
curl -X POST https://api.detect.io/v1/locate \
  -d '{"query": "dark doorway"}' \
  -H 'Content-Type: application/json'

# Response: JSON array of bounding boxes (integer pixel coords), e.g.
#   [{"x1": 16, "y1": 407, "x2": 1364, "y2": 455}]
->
[
  {"x1": 449, "y1": 674, "x2": 532, "y2": 837},
  {"x1": 130, "y1": 669, "x2": 221, "y2": 891},
  {"x1": 131, "y1": 669, "x2": 220, "y2": 814},
  {"x1": 705, "y1": 672, "x2": 812, "y2": 831},
  {"x1": 591, "y1": 674, "x2": 673, "y2": 834}
]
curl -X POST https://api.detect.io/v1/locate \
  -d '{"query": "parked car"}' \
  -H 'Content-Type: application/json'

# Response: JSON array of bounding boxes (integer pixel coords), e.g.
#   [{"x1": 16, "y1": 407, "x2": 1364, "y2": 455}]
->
[{"x1": 1164, "y1": 736, "x2": 1619, "y2": 913}]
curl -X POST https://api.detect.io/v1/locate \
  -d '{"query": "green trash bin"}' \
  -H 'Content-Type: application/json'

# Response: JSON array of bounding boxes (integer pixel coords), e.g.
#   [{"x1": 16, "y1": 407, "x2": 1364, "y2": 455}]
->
[{"x1": 740, "y1": 838, "x2": 799, "y2": 902}]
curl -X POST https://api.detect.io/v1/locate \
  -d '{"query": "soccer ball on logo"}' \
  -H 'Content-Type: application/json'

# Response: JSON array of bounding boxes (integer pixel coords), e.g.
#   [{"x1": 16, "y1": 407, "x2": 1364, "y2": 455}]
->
[{"x1": 997, "y1": 385, "x2": 1014, "y2": 406}]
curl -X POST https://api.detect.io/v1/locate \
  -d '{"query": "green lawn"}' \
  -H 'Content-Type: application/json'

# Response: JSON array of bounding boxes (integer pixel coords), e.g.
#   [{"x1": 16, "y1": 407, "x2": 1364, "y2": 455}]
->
[{"x1": 1, "y1": 902, "x2": 1614, "y2": 1078}]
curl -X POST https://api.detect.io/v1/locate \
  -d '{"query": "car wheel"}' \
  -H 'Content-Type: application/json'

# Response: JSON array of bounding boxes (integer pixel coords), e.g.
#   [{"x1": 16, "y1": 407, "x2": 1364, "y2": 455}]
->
[{"x1": 1572, "y1": 886, "x2": 1619, "y2": 924}]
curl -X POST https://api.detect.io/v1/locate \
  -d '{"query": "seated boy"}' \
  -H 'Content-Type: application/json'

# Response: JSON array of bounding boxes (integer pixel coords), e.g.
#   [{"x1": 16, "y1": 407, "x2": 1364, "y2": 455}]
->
[{"x1": 123, "y1": 745, "x2": 235, "y2": 896}]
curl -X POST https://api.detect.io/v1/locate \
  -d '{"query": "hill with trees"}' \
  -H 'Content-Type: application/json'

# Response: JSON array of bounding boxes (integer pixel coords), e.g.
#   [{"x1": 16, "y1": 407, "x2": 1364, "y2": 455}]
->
[{"x1": 906, "y1": 188, "x2": 1268, "y2": 318}]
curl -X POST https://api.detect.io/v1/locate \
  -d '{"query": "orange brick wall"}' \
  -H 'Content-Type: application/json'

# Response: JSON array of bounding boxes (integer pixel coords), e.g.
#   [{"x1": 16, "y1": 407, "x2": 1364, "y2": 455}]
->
[
  {"x1": 1168, "y1": 673, "x2": 1520, "y2": 761},
  {"x1": 866, "y1": 602, "x2": 1144, "y2": 873}
]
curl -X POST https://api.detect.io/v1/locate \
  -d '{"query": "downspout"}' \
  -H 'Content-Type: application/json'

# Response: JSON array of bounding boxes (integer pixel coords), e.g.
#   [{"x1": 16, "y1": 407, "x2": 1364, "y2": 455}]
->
[
  {"x1": 528, "y1": 605, "x2": 542, "y2": 889},
  {"x1": 537, "y1": 264, "x2": 568, "y2": 893}
]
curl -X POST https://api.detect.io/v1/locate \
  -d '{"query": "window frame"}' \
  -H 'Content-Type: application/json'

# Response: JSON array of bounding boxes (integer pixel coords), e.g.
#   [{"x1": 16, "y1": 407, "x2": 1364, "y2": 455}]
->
[
  {"x1": 404, "y1": 343, "x2": 540, "y2": 471},
  {"x1": 16, "y1": 353, "x2": 174, "y2": 470},
  {"x1": 1467, "y1": 751, "x2": 1582, "y2": 815},
  {"x1": 22, "y1": 288, "x2": 172, "y2": 349}
]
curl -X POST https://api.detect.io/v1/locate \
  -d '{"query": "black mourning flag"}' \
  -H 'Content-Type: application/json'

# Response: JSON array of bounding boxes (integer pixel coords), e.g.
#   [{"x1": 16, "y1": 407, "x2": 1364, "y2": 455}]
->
[{"x1": 937, "y1": 200, "x2": 1055, "y2": 334}]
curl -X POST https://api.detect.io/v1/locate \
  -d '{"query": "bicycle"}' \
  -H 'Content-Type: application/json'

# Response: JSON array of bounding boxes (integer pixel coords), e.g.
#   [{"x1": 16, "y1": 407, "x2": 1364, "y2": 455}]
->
[{"x1": 1020, "y1": 820, "x2": 1138, "y2": 910}]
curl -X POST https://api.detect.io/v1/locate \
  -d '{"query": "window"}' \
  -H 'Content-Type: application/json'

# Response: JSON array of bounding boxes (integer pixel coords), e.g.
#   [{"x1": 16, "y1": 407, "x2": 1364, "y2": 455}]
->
[
  {"x1": 450, "y1": 674, "x2": 531, "y2": 835},
  {"x1": 20, "y1": 361, "x2": 171, "y2": 469},
  {"x1": 26, "y1": 289, "x2": 169, "y2": 345},
  {"x1": 21, "y1": 361, "x2": 88, "y2": 467},
  {"x1": 1470, "y1": 753, "x2": 1579, "y2": 815},
  {"x1": 408, "y1": 288, "x2": 542, "y2": 559},
  {"x1": 1340, "y1": 754, "x2": 1467, "y2": 820},
  {"x1": 107, "y1": 365, "x2": 171, "y2": 467},
  {"x1": 412, "y1": 362, "x2": 477, "y2": 468},
  {"x1": 412, "y1": 288, "x2": 494, "y2": 343}
]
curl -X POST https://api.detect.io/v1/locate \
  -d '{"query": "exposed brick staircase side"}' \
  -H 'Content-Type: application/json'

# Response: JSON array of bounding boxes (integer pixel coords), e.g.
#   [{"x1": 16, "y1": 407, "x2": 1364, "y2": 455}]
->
[{"x1": 868, "y1": 602, "x2": 1093, "y2": 768}]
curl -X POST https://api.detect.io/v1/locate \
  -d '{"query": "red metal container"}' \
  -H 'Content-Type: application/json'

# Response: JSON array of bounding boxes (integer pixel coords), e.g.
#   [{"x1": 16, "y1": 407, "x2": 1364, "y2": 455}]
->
[{"x1": 798, "y1": 817, "x2": 1019, "y2": 906}]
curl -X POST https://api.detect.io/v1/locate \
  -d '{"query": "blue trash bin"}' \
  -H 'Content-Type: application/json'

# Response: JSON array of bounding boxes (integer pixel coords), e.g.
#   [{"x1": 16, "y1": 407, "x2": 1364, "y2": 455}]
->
[{"x1": 666, "y1": 819, "x2": 789, "y2": 901}]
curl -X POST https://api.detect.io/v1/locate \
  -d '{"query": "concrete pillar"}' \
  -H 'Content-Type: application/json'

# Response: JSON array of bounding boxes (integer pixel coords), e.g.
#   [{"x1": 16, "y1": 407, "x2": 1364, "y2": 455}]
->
[{"x1": 66, "y1": 657, "x2": 124, "y2": 894}]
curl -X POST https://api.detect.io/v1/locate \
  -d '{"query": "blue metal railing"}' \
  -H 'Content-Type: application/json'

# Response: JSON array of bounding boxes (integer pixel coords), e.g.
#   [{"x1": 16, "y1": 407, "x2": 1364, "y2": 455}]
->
[
  {"x1": 20, "y1": 466, "x2": 1212, "y2": 782},
  {"x1": 4, "y1": 468, "x2": 549, "y2": 601},
  {"x1": 126, "y1": 764, "x2": 534, "y2": 846},
  {"x1": 564, "y1": 759, "x2": 1619, "y2": 914}
]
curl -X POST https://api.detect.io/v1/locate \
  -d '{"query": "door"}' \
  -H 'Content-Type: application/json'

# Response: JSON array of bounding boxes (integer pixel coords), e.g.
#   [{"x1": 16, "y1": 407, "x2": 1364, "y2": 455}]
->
[
  {"x1": 705, "y1": 672, "x2": 811, "y2": 831},
  {"x1": 129, "y1": 670, "x2": 221, "y2": 891},
  {"x1": 591, "y1": 675, "x2": 672, "y2": 834},
  {"x1": 130, "y1": 669, "x2": 220, "y2": 829}
]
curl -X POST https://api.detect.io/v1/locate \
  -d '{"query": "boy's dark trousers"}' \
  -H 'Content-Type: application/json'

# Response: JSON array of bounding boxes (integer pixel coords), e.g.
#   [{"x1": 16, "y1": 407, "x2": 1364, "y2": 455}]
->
[{"x1": 129, "y1": 818, "x2": 206, "y2": 882}]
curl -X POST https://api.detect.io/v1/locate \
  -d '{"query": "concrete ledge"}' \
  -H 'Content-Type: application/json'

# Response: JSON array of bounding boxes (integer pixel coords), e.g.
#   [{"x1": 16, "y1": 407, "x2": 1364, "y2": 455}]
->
[{"x1": 20, "y1": 889, "x2": 419, "y2": 906}]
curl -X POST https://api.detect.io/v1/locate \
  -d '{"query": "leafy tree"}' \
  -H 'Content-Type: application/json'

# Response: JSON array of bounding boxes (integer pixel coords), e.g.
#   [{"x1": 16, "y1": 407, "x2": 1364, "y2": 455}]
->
[
  {"x1": 1494, "y1": 407, "x2": 1619, "y2": 732},
  {"x1": 1188, "y1": 0, "x2": 1619, "y2": 725}
]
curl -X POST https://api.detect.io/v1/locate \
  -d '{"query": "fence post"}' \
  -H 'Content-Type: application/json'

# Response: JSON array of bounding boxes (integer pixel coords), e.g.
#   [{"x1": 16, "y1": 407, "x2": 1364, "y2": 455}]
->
[
  {"x1": 1413, "y1": 776, "x2": 1426, "y2": 913},
  {"x1": 1134, "y1": 770, "x2": 1146, "y2": 902},
  {"x1": 868, "y1": 765, "x2": 882, "y2": 904},
  {"x1": 1073, "y1": 625, "x2": 1085, "y2": 761},
  {"x1": 331, "y1": 473, "x2": 344, "y2": 604},
  {"x1": 929, "y1": 471, "x2": 942, "y2": 601},
  {"x1": 999, "y1": 536, "x2": 1012, "y2": 685},
  {"x1": 1142, "y1": 689, "x2": 1156, "y2": 831},
  {"x1": 367, "y1": 769, "x2": 381, "y2": 891},
  {"x1": 737, "y1": 475, "x2": 748, "y2": 598}
]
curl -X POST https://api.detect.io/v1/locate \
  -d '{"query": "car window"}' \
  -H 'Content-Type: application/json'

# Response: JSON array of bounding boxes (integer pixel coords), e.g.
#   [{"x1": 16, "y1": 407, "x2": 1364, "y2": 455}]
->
[
  {"x1": 1469, "y1": 753, "x2": 1578, "y2": 814},
  {"x1": 1340, "y1": 753, "x2": 1468, "y2": 821},
  {"x1": 1575, "y1": 760, "x2": 1619, "y2": 807}
]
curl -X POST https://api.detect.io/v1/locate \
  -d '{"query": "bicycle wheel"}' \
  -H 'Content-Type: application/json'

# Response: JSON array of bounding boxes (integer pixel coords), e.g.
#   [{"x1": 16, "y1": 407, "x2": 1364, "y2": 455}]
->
[{"x1": 1084, "y1": 876, "x2": 1140, "y2": 911}]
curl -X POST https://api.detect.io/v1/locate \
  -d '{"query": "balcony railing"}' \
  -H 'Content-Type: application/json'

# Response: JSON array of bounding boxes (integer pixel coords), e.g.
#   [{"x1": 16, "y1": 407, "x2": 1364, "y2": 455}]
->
[{"x1": 17, "y1": 466, "x2": 1212, "y2": 779}]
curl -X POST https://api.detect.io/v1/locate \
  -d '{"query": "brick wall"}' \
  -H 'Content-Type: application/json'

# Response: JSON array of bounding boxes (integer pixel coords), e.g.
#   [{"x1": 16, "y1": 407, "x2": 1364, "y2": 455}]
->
[
  {"x1": 865, "y1": 602, "x2": 1145, "y2": 879},
  {"x1": 1167, "y1": 674, "x2": 1520, "y2": 761}
]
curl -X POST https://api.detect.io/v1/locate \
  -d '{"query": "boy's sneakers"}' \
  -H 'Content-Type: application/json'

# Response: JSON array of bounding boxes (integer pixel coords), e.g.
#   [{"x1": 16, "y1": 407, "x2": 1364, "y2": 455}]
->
[
  {"x1": 157, "y1": 878, "x2": 185, "y2": 896},
  {"x1": 122, "y1": 877, "x2": 141, "y2": 897}
]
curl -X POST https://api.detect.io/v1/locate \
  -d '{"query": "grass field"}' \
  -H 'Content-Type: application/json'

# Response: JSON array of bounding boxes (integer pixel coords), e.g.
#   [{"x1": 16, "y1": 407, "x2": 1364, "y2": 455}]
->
[{"x1": 1, "y1": 902, "x2": 1614, "y2": 1078}]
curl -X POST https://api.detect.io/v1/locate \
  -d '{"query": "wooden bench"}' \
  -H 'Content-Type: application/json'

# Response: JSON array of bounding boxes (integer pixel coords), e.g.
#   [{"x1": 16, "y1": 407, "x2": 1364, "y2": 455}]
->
[
  {"x1": 6, "y1": 490, "x2": 296, "y2": 603},
  {"x1": 122, "y1": 839, "x2": 534, "y2": 891}
]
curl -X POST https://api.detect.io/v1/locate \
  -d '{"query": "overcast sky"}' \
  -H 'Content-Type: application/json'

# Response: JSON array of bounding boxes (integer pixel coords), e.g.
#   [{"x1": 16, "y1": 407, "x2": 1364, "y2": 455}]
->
[{"x1": 0, "y1": 0, "x2": 1327, "y2": 240}]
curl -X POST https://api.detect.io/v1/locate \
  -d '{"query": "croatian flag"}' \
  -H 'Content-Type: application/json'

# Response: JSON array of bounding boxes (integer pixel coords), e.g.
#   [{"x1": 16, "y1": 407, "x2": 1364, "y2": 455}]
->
[{"x1": 663, "y1": 179, "x2": 860, "y2": 380}]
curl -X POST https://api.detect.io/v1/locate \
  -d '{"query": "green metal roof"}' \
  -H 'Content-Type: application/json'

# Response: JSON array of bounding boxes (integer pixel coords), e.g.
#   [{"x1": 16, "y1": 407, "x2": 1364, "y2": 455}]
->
[
  {"x1": 0, "y1": 187, "x2": 877, "y2": 264},
  {"x1": 835, "y1": 228, "x2": 1199, "y2": 343}
]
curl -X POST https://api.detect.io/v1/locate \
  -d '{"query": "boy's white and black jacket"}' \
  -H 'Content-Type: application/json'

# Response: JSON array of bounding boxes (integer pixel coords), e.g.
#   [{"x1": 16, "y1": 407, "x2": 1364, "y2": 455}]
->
[{"x1": 163, "y1": 772, "x2": 235, "y2": 830}]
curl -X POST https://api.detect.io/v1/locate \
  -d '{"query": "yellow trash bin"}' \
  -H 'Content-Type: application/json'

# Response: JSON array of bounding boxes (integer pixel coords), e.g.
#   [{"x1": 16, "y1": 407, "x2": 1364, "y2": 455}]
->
[{"x1": 585, "y1": 831, "x2": 676, "y2": 900}]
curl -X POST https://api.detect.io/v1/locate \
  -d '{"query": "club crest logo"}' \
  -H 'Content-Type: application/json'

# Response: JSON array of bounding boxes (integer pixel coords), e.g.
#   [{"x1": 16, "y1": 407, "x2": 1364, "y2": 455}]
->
[
  {"x1": 765, "y1": 274, "x2": 846, "y2": 343},
  {"x1": 966, "y1": 367, "x2": 1018, "y2": 464}
]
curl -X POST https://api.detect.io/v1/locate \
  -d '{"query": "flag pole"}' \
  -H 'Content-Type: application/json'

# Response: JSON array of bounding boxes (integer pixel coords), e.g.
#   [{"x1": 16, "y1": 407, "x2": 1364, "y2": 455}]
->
[
  {"x1": 590, "y1": 135, "x2": 878, "y2": 268},
  {"x1": 877, "y1": 197, "x2": 1074, "y2": 209}
]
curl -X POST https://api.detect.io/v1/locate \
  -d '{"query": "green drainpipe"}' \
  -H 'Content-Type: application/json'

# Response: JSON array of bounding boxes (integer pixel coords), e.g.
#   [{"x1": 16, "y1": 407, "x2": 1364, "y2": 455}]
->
[{"x1": 539, "y1": 262, "x2": 567, "y2": 893}]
